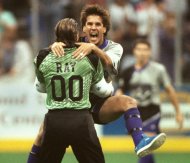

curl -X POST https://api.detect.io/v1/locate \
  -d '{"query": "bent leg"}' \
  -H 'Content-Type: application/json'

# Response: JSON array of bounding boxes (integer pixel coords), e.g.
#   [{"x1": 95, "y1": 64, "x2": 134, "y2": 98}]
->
[
  {"x1": 93, "y1": 95, "x2": 143, "y2": 146},
  {"x1": 96, "y1": 95, "x2": 138, "y2": 123},
  {"x1": 93, "y1": 95, "x2": 166, "y2": 157}
]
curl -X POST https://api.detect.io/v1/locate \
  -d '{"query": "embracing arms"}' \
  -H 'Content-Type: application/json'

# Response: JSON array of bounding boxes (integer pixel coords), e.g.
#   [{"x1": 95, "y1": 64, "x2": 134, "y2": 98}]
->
[{"x1": 35, "y1": 77, "x2": 113, "y2": 98}]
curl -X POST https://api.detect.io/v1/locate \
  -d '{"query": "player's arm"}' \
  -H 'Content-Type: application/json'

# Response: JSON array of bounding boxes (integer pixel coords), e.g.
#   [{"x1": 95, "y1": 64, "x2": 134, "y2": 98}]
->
[
  {"x1": 34, "y1": 60, "x2": 46, "y2": 93},
  {"x1": 50, "y1": 42, "x2": 66, "y2": 57},
  {"x1": 35, "y1": 53, "x2": 113, "y2": 97},
  {"x1": 91, "y1": 77, "x2": 114, "y2": 98},
  {"x1": 34, "y1": 77, "x2": 46, "y2": 93},
  {"x1": 73, "y1": 42, "x2": 123, "y2": 76},
  {"x1": 160, "y1": 65, "x2": 183, "y2": 129},
  {"x1": 89, "y1": 54, "x2": 114, "y2": 98},
  {"x1": 73, "y1": 43, "x2": 112, "y2": 67},
  {"x1": 51, "y1": 41, "x2": 112, "y2": 67},
  {"x1": 165, "y1": 84, "x2": 183, "y2": 129},
  {"x1": 33, "y1": 49, "x2": 49, "y2": 93},
  {"x1": 51, "y1": 41, "x2": 123, "y2": 75}
]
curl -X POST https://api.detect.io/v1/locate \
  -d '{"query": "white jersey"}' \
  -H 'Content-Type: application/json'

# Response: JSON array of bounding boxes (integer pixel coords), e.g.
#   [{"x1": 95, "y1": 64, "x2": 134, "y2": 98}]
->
[
  {"x1": 120, "y1": 61, "x2": 171, "y2": 106},
  {"x1": 101, "y1": 39, "x2": 123, "y2": 76},
  {"x1": 81, "y1": 37, "x2": 123, "y2": 76},
  {"x1": 80, "y1": 38, "x2": 123, "y2": 82}
]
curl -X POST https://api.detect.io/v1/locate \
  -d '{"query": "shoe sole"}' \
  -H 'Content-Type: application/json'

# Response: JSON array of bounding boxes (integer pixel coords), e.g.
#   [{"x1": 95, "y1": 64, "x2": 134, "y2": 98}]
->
[{"x1": 137, "y1": 133, "x2": 166, "y2": 158}]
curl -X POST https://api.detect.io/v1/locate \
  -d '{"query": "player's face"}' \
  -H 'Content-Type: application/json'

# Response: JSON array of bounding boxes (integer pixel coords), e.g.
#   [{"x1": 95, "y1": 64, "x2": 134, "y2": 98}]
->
[
  {"x1": 133, "y1": 43, "x2": 151, "y2": 64},
  {"x1": 83, "y1": 15, "x2": 106, "y2": 46}
]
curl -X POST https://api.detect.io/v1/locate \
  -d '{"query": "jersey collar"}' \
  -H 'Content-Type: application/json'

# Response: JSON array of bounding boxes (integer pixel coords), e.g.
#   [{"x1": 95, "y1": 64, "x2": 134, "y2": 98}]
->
[
  {"x1": 98, "y1": 39, "x2": 108, "y2": 49},
  {"x1": 135, "y1": 62, "x2": 149, "y2": 72}
]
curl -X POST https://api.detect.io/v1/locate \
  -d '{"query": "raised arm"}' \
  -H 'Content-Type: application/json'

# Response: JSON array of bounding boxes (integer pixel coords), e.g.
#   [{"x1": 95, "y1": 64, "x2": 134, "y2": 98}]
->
[
  {"x1": 51, "y1": 42, "x2": 112, "y2": 67},
  {"x1": 73, "y1": 42, "x2": 112, "y2": 68},
  {"x1": 51, "y1": 41, "x2": 123, "y2": 76}
]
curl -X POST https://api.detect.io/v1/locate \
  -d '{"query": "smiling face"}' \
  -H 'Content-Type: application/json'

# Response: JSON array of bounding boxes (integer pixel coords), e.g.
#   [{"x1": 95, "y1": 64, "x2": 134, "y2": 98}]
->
[{"x1": 83, "y1": 15, "x2": 106, "y2": 46}]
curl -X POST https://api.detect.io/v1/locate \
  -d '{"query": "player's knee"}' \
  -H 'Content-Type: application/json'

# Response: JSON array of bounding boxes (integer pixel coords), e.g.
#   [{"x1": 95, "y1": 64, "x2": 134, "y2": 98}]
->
[{"x1": 117, "y1": 95, "x2": 137, "y2": 111}]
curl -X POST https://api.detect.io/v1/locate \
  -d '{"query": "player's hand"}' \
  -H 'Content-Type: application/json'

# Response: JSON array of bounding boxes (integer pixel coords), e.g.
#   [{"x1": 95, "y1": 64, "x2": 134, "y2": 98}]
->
[
  {"x1": 51, "y1": 42, "x2": 65, "y2": 57},
  {"x1": 176, "y1": 112, "x2": 183, "y2": 129},
  {"x1": 73, "y1": 42, "x2": 95, "y2": 60}
]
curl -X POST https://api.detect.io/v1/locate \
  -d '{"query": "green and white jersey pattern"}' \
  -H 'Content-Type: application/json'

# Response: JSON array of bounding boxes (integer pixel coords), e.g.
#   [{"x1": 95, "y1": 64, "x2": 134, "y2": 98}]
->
[{"x1": 34, "y1": 47, "x2": 103, "y2": 110}]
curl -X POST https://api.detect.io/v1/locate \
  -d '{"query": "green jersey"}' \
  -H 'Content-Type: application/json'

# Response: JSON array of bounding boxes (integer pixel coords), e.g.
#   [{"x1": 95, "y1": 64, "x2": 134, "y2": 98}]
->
[{"x1": 34, "y1": 47, "x2": 103, "y2": 110}]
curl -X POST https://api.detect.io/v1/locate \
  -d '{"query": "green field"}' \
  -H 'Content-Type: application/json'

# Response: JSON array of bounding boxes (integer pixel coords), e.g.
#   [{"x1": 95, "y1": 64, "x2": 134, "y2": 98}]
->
[{"x1": 0, "y1": 152, "x2": 190, "y2": 163}]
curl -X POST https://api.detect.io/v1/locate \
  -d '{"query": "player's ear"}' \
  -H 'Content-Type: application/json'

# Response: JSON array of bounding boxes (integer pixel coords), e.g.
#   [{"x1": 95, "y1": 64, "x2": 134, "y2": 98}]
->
[{"x1": 103, "y1": 27, "x2": 106, "y2": 34}]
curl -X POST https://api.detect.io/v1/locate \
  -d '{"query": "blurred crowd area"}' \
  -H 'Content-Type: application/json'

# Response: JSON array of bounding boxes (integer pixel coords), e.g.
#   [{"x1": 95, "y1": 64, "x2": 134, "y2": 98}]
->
[{"x1": 0, "y1": 0, "x2": 190, "y2": 84}]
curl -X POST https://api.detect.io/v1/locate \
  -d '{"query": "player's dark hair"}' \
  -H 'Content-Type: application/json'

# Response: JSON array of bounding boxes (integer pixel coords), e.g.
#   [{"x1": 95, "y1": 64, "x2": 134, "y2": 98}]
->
[
  {"x1": 55, "y1": 18, "x2": 79, "y2": 47},
  {"x1": 132, "y1": 38, "x2": 151, "y2": 49},
  {"x1": 80, "y1": 4, "x2": 110, "y2": 36}
]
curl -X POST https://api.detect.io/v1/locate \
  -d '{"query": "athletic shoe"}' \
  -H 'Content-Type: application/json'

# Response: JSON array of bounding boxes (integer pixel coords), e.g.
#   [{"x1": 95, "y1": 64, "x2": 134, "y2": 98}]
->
[{"x1": 135, "y1": 133, "x2": 166, "y2": 157}]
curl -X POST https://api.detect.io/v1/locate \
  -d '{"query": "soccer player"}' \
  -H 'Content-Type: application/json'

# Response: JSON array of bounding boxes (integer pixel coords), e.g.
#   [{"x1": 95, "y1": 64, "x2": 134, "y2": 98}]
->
[
  {"x1": 28, "y1": 5, "x2": 166, "y2": 163},
  {"x1": 33, "y1": 18, "x2": 114, "y2": 163},
  {"x1": 116, "y1": 38, "x2": 183, "y2": 163}
]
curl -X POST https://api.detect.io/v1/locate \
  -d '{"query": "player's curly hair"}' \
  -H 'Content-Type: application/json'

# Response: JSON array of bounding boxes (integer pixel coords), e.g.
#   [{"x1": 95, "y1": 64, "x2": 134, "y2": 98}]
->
[
  {"x1": 55, "y1": 18, "x2": 79, "y2": 47},
  {"x1": 80, "y1": 4, "x2": 110, "y2": 36}
]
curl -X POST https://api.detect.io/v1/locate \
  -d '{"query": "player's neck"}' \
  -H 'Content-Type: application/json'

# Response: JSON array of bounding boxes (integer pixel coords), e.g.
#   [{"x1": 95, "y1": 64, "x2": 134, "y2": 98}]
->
[{"x1": 135, "y1": 61, "x2": 149, "y2": 70}]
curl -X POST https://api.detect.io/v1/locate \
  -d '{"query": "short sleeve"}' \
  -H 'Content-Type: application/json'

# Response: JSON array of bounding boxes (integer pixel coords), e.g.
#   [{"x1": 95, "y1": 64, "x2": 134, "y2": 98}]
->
[
  {"x1": 159, "y1": 65, "x2": 171, "y2": 87},
  {"x1": 34, "y1": 57, "x2": 45, "y2": 83},
  {"x1": 104, "y1": 42, "x2": 123, "y2": 75},
  {"x1": 92, "y1": 58, "x2": 104, "y2": 85}
]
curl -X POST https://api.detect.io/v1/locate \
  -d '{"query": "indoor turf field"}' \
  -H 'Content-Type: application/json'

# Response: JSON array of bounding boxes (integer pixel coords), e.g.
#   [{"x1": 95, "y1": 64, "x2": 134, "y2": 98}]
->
[
  {"x1": 0, "y1": 152, "x2": 190, "y2": 163},
  {"x1": 0, "y1": 136, "x2": 190, "y2": 163}
]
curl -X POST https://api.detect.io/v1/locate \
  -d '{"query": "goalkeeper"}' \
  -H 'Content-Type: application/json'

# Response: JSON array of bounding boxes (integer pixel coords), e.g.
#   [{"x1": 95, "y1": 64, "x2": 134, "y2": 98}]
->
[{"x1": 33, "y1": 18, "x2": 113, "y2": 163}]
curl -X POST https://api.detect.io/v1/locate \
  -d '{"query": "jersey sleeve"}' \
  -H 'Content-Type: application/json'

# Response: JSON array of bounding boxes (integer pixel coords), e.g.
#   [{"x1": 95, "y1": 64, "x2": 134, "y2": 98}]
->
[
  {"x1": 92, "y1": 58, "x2": 104, "y2": 85},
  {"x1": 34, "y1": 48, "x2": 50, "y2": 93},
  {"x1": 105, "y1": 42, "x2": 123, "y2": 75},
  {"x1": 159, "y1": 64, "x2": 171, "y2": 87},
  {"x1": 34, "y1": 57, "x2": 45, "y2": 83},
  {"x1": 34, "y1": 77, "x2": 46, "y2": 93},
  {"x1": 90, "y1": 77, "x2": 113, "y2": 98},
  {"x1": 34, "y1": 48, "x2": 50, "y2": 83},
  {"x1": 90, "y1": 57, "x2": 114, "y2": 97}
]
